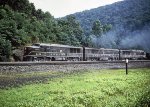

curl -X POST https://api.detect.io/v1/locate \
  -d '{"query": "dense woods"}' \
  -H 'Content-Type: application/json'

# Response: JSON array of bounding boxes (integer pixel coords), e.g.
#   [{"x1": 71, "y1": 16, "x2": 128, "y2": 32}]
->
[
  {"x1": 73, "y1": 0, "x2": 150, "y2": 50},
  {"x1": 73, "y1": 0, "x2": 150, "y2": 34},
  {"x1": 0, "y1": 0, "x2": 150, "y2": 61}
]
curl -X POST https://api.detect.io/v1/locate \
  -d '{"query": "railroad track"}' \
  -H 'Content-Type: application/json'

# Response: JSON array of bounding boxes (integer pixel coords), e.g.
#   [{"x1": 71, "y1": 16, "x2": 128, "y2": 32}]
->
[{"x1": 0, "y1": 60, "x2": 150, "y2": 66}]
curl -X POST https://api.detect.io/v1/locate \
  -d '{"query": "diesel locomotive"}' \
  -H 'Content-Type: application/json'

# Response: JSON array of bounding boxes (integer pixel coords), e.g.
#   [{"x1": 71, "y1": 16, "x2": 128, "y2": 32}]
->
[{"x1": 23, "y1": 43, "x2": 146, "y2": 61}]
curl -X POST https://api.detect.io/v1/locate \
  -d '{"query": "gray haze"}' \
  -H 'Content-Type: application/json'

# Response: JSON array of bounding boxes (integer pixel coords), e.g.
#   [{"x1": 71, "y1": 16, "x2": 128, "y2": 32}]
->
[
  {"x1": 120, "y1": 24, "x2": 150, "y2": 51},
  {"x1": 91, "y1": 24, "x2": 150, "y2": 52}
]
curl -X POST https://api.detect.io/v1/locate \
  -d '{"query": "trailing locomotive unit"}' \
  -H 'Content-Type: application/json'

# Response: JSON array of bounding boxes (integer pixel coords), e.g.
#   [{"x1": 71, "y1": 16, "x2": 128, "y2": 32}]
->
[
  {"x1": 120, "y1": 50, "x2": 146, "y2": 60},
  {"x1": 84, "y1": 47, "x2": 119, "y2": 61},
  {"x1": 23, "y1": 43, "x2": 146, "y2": 61}
]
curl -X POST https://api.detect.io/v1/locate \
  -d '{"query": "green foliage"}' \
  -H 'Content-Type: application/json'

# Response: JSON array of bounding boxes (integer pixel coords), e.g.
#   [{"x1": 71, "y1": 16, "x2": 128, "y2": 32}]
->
[
  {"x1": 74, "y1": 0, "x2": 150, "y2": 33},
  {"x1": 57, "y1": 15, "x2": 85, "y2": 46},
  {"x1": 92, "y1": 20, "x2": 103, "y2": 36},
  {"x1": 0, "y1": 37, "x2": 12, "y2": 61},
  {"x1": 103, "y1": 24, "x2": 112, "y2": 33},
  {"x1": 0, "y1": 68, "x2": 150, "y2": 106},
  {"x1": 91, "y1": 19, "x2": 112, "y2": 37},
  {"x1": 84, "y1": 35, "x2": 93, "y2": 47}
]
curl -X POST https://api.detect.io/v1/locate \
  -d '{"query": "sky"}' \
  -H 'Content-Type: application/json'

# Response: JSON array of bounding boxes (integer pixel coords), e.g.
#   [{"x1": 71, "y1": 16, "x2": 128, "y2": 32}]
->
[{"x1": 29, "y1": 0, "x2": 123, "y2": 18}]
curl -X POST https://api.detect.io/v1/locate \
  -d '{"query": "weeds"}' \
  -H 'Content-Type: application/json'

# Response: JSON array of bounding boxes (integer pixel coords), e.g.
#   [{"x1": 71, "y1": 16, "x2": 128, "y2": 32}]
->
[{"x1": 0, "y1": 68, "x2": 150, "y2": 107}]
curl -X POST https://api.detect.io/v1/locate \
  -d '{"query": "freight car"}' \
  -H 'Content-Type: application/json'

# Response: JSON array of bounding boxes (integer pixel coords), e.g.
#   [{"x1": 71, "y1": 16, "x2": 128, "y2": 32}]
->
[{"x1": 23, "y1": 43, "x2": 146, "y2": 61}]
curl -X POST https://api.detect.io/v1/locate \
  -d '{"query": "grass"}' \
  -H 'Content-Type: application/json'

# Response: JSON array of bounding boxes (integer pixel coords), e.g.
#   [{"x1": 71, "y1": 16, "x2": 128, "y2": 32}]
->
[{"x1": 0, "y1": 68, "x2": 150, "y2": 107}]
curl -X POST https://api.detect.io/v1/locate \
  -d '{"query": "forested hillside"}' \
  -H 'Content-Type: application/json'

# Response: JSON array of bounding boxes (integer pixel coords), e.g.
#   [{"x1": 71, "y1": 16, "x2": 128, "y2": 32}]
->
[
  {"x1": 0, "y1": 0, "x2": 88, "y2": 61},
  {"x1": 72, "y1": 0, "x2": 150, "y2": 51}
]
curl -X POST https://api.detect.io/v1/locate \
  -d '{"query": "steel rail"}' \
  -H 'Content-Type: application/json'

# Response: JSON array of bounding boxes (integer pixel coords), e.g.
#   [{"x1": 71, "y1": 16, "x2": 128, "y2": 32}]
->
[{"x1": 0, "y1": 60, "x2": 150, "y2": 66}]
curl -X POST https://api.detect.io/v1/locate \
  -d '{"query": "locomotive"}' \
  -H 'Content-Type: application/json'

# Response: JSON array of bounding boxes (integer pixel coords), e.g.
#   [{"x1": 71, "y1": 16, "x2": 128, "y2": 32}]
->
[{"x1": 23, "y1": 43, "x2": 146, "y2": 61}]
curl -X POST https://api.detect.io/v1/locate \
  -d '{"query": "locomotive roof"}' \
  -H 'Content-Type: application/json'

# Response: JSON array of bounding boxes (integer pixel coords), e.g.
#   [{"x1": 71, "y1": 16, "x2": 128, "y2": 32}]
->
[
  {"x1": 30, "y1": 43, "x2": 145, "y2": 52},
  {"x1": 25, "y1": 46, "x2": 40, "y2": 48},
  {"x1": 33, "y1": 43, "x2": 82, "y2": 49},
  {"x1": 85, "y1": 47, "x2": 119, "y2": 51},
  {"x1": 121, "y1": 49, "x2": 145, "y2": 52},
  {"x1": 100, "y1": 48, "x2": 119, "y2": 51}
]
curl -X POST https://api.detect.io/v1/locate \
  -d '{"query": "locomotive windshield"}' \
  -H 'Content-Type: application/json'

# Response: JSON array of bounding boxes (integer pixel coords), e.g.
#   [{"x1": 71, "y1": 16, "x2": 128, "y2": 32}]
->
[{"x1": 32, "y1": 43, "x2": 40, "y2": 47}]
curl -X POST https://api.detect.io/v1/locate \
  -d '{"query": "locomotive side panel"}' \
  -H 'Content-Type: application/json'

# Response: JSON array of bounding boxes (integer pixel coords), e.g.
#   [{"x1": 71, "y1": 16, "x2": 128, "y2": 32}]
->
[
  {"x1": 23, "y1": 43, "x2": 83, "y2": 61},
  {"x1": 85, "y1": 48, "x2": 101, "y2": 61},
  {"x1": 101, "y1": 49, "x2": 119, "y2": 61},
  {"x1": 120, "y1": 50, "x2": 146, "y2": 60},
  {"x1": 66, "y1": 47, "x2": 83, "y2": 61}
]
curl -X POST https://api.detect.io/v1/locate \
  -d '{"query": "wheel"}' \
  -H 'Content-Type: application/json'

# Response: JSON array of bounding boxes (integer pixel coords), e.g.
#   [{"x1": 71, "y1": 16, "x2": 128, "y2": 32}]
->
[{"x1": 51, "y1": 57, "x2": 55, "y2": 61}]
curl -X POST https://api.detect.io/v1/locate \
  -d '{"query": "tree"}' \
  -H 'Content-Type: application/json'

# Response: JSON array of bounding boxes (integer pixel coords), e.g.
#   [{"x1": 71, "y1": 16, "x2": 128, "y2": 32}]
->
[
  {"x1": 84, "y1": 35, "x2": 93, "y2": 47},
  {"x1": 57, "y1": 32, "x2": 71, "y2": 45},
  {"x1": 103, "y1": 24, "x2": 112, "y2": 33},
  {"x1": 92, "y1": 20, "x2": 103, "y2": 37},
  {"x1": 57, "y1": 15, "x2": 85, "y2": 46},
  {"x1": 31, "y1": 34, "x2": 39, "y2": 43},
  {"x1": 34, "y1": 9, "x2": 44, "y2": 20},
  {"x1": 0, "y1": 8, "x2": 7, "y2": 19},
  {"x1": 66, "y1": 15, "x2": 85, "y2": 43},
  {"x1": 0, "y1": 18, "x2": 20, "y2": 47},
  {"x1": 0, "y1": 37, "x2": 12, "y2": 61}
]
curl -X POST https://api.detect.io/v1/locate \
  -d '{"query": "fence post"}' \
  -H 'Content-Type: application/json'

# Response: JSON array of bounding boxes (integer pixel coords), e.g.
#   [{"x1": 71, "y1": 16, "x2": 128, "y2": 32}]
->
[{"x1": 126, "y1": 59, "x2": 128, "y2": 75}]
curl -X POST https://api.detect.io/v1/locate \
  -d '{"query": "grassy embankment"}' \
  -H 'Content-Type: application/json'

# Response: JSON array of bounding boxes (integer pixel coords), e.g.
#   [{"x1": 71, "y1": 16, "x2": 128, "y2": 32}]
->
[{"x1": 0, "y1": 68, "x2": 150, "y2": 107}]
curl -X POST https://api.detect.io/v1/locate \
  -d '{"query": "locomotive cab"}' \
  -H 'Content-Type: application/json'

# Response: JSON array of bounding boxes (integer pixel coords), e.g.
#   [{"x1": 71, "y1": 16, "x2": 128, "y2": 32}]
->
[{"x1": 23, "y1": 46, "x2": 40, "y2": 61}]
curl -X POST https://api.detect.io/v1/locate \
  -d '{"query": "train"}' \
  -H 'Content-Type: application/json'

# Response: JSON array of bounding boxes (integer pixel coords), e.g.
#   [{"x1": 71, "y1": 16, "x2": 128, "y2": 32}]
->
[{"x1": 23, "y1": 43, "x2": 146, "y2": 61}]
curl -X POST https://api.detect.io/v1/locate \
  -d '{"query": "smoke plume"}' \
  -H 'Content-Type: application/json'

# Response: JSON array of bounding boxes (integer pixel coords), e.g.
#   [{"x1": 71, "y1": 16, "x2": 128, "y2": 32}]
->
[{"x1": 91, "y1": 23, "x2": 150, "y2": 52}]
